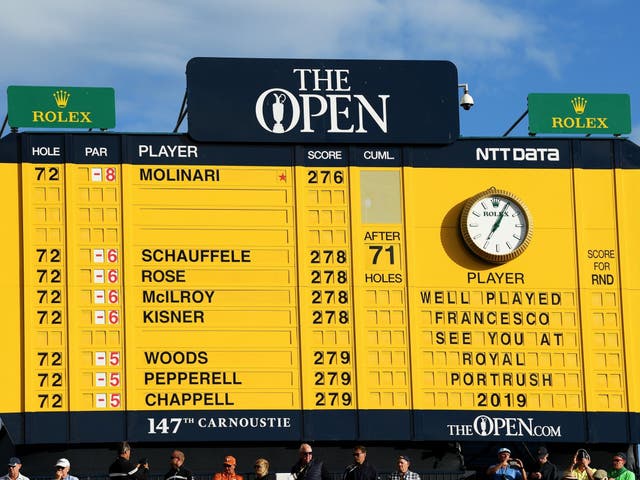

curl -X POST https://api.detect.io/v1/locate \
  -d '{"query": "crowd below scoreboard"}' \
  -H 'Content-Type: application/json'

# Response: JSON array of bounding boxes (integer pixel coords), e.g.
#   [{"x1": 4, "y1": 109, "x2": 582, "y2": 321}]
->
[{"x1": 2, "y1": 443, "x2": 636, "y2": 480}]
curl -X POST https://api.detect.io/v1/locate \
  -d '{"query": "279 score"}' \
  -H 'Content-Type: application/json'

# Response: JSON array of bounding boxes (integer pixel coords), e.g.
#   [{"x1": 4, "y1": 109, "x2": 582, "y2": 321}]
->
[{"x1": 315, "y1": 391, "x2": 352, "y2": 407}]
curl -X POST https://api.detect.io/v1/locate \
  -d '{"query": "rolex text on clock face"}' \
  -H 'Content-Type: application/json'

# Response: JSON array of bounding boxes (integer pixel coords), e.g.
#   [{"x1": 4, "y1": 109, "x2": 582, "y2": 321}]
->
[{"x1": 461, "y1": 188, "x2": 532, "y2": 263}]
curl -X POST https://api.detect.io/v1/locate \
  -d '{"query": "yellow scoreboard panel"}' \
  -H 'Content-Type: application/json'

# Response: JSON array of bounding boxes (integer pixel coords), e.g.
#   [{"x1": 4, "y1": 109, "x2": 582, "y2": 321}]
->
[{"x1": 1, "y1": 133, "x2": 639, "y2": 444}]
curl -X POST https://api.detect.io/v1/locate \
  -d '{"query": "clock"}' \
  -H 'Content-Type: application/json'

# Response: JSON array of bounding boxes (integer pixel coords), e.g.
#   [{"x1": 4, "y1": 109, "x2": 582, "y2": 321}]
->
[{"x1": 460, "y1": 187, "x2": 533, "y2": 263}]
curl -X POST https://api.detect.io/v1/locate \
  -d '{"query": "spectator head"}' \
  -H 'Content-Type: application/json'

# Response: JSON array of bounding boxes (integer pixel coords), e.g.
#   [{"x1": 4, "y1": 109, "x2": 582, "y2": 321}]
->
[
  {"x1": 254, "y1": 458, "x2": 269, "y2": 478},
  {"x1": 118, "y1": 442, "x2": 132, "y2": 459},
  {"x1": 55, "y1": 458, "x2": 71, "y2": 476},
  {"x1": 397, "y1": 456, "x2": 410, "y2": 473},
  {"x1": 497, "y1": 448, "x2": 511, "y2": 460},
  {"x1": 7, "y1": 458, "x2": 22, "y2": 479},
  {"x1": 170, "y1": 450, "x2": 185, "y2": 468},
  {"x1": 223, "y1": 455, "x2": 237, "y2": 473},
  {"x1": 612, "y1": 453, "x2": 627, "y2": 468},
  {"x1": 299, "y1": 444, "x2": 313, "y2": 465},
  {"x1": 353, "y1": 446, "x2": 367, "y2": 465}
]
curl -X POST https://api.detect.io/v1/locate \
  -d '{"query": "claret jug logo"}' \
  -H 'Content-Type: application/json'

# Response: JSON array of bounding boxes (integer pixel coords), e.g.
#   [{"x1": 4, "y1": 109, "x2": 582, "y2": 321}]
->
[
  {"x1": 255, "y1": 68, "x2": 390, "y2": 135},
  {"x1": 551, "y1": 96, "x2": 607, "y2": 130},
  {"x1": 32, "y1": 88, "x2": 92, "y2": 125}
]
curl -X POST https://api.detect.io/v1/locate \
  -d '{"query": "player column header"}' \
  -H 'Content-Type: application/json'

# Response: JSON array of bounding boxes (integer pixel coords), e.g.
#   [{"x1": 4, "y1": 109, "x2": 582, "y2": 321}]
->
[{"x1": 186, "y1": 57, "x2": 460, "y2": 144}]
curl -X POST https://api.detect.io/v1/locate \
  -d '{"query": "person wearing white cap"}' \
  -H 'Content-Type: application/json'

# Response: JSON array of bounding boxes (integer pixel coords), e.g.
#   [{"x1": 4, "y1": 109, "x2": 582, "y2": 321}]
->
[
  {"x1": 54, "y1": 458, "x2": 78, "y2": 480},
  {"x1": 1, "y1": 458, "x2": 29, "y2": 480},
  {"x1": 487, "y1": 448, "x2": 526, "y2": 480}
]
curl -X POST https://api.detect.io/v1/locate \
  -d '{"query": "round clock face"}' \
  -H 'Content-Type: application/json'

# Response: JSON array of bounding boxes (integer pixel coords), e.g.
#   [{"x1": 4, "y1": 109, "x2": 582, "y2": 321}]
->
[{"x1": 460, "y1": 187, "x2": 533, "y2": 263}]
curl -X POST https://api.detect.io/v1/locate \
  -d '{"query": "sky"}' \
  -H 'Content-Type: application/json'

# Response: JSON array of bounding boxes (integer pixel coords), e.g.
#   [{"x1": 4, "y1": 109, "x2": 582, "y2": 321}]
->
[{"x1": 0, "y1": 0, "x2": 637, "y2": 143}]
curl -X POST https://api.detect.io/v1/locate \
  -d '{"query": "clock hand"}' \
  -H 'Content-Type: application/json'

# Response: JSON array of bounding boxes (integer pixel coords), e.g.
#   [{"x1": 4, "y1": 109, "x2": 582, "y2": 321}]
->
[{"x1": 486, "y1": 202, "x2": 510, "y2": 240}]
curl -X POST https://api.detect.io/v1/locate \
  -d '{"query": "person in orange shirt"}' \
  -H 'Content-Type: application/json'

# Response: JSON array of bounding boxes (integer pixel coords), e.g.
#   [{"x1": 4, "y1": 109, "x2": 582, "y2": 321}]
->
[{"x1": 213, "y1": 456, "x2": 243, "y2": 480}]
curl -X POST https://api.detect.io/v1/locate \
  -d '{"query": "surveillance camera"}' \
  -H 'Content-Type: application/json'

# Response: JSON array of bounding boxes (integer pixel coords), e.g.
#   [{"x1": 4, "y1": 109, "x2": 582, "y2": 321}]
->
[{"x1": 460, "y1": 92, "x2": 474, "y2": 110}]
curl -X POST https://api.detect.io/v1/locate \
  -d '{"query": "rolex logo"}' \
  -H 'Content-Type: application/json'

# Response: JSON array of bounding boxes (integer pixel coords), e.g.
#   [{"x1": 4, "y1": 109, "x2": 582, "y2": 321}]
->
[
  {"x1": 33, "y1": 89, "x2": 92, "y2": 124},
  {"x1": 491, "y1": 197, "x2": 500, "y2": 208},
  {"x1": 571, "y1": 96, "x2": 587, "y2": 115},
  {"x1": 53, "y1": 90, "x2": 71, "y2": 109},
  {"x1": 552, "y1": 95, "x2": 607, "y2": 130}
]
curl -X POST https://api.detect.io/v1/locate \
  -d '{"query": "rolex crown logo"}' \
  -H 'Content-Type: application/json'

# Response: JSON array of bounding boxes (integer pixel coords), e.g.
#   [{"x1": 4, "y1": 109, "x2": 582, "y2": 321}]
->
[
  {"x1": 53, "y1": 90, "x2": 71, "y2": 109},
  {"x1": 571, "y1": 96, "x2": 587, "y2": 115},
  {"x1": 491, "y1": 197, "x2": 500, "y2": 208}
]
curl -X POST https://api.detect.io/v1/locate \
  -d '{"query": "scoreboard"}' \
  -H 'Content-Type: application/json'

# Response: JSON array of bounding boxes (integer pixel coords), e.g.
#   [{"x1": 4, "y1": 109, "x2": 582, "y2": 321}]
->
[{"x1": 1, "y1": 132, "x2": 639, "y2": 444}]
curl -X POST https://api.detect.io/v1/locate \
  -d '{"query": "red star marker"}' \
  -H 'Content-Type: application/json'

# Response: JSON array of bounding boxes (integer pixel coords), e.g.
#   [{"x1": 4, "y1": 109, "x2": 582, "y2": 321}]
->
[{"x1": 278, "y1": 172, "x2": 287, "y2": 181}]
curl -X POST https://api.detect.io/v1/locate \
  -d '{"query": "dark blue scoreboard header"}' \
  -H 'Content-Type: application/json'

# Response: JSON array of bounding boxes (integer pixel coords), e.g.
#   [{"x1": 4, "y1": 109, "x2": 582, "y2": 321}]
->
[{"x1": 186, "y1": 57, "x2": 460, "y2": 144}]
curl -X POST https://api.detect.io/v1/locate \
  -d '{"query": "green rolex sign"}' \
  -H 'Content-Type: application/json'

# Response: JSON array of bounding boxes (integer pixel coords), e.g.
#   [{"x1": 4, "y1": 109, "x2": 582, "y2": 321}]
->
[
  {"x1": 7, "y1": 86, "x2": 116, "y2": 129},
  {"x1": 528, "y1": 93, "x2": 631, "y2": 135}
]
